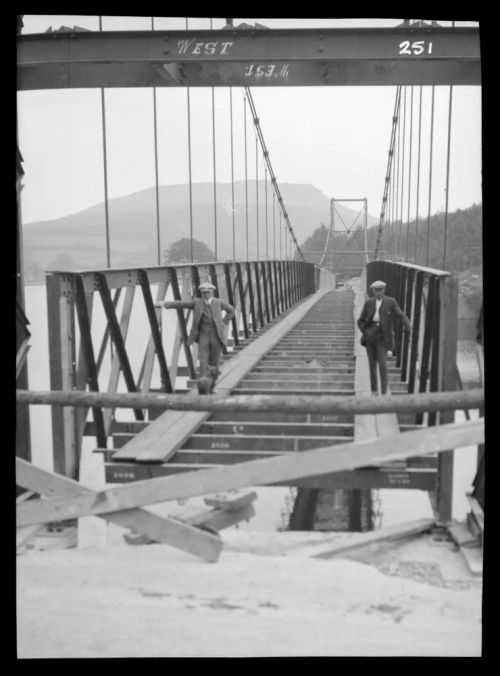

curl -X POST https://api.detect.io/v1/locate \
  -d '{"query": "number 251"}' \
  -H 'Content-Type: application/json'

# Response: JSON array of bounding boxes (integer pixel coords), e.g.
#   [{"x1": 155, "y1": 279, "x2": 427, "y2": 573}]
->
[{"x1": 399, "y1": 40, "x2": 433, "y2": 55}]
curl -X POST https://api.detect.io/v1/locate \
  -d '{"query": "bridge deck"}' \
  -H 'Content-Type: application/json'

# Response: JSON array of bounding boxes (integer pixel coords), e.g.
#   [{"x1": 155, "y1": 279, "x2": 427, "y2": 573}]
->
[{"x1": 105, "y1": 287, "x2": 437, "y2": 494}]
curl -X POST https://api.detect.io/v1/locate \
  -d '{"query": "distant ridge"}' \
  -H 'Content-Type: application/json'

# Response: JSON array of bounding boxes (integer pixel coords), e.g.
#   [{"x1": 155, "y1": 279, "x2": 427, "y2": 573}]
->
[{"x1": 23, "y1": 182, "x2": 378, "y2": 273}]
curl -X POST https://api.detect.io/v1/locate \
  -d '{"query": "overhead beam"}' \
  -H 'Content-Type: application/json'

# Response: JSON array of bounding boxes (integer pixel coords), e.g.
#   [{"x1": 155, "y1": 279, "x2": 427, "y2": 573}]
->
[{"x1": 17, "y1": 27, "x2": 480, "y2": 89}]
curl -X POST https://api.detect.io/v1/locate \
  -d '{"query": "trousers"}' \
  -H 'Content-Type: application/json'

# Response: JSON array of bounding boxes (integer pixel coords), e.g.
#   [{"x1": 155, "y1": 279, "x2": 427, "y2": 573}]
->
[
  {"x1": 364, "y1": 324, "x2": 389, "y2": 394},
  {"x1": 197, "y1": 324, "x2": 223, "y2": 378}
]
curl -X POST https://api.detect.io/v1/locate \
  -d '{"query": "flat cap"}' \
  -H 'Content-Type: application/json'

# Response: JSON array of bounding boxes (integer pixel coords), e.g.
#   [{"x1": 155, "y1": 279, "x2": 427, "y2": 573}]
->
[
  {"x1": 370, "y1": 280, "x2": 387, "y2": 289},
  {"x1": 199, "y1": 282, "x2": 216, "y2": 290}
]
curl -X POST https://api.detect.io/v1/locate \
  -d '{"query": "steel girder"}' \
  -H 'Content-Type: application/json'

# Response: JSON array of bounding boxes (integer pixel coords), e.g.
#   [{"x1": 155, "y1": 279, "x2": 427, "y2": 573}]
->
[{"x1": 17, "y1": 26, "x2": 480, "y2": 89}]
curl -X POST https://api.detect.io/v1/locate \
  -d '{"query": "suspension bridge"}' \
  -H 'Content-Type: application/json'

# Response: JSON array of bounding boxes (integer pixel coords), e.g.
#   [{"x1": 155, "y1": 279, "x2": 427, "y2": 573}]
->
[{"x1": 16, "y1": 17, "x2": 483, "y2": 571}]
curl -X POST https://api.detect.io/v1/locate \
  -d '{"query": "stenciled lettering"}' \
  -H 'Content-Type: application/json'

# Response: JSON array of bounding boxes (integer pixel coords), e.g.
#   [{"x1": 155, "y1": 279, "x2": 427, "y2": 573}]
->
[
  {"x1": 176, "y1": 39, "x2": 234, "y2": 56},
  {"x1": 244, "y1": 63, "x2": 290, "y2": 79}
]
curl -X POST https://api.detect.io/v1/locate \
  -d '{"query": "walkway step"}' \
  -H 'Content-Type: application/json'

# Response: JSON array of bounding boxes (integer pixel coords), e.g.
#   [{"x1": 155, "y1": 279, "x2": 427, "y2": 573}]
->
[
  {"x1": 231, "y1": 388, "x2": 354, "y2": 396},
  {"x1": 113, "y1": 433, "x2": 349, "y2": 452},
  {"x1": 198, "y1": 421, "x2": 354, "y2": 436},
  {"x1": 238, "y1": 380, "x2": 354, "y2": 389}
]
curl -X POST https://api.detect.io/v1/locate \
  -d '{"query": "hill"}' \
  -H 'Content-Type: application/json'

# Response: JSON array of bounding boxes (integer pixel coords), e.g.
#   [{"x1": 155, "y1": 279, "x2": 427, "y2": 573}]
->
[{"x1": 22, "y1": 182, "x2": 378, "y2": 281}]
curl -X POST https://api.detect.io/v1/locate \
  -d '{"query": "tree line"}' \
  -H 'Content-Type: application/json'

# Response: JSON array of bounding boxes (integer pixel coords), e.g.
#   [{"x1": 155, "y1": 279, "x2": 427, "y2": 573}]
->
[{"x1": 298, "y1": 203, "x2": 483, "y2": 275}]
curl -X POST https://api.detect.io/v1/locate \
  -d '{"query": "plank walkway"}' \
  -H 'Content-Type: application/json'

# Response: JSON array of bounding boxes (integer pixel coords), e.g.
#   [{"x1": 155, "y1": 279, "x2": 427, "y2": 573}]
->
[{"x1": 104, "y1": 286, "x2": 437, "y2": 495}]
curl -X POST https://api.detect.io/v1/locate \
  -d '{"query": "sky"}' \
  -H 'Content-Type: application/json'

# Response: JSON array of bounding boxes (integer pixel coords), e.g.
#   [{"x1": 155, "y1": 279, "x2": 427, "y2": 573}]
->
[{"x1": 17, "y1": 16, "x2": 482, "y2": 229}]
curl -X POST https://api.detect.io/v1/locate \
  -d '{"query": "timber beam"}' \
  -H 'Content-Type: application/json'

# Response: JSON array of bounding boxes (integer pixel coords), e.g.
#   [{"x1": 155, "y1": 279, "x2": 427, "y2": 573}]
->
[
  {"x1": 16, "y1": 387, "x2": 484, "y2": 415},
  {"x1": 17, "y1": 27, "x2": 480, "y2": 89},
  {"x1": 16, "y1": 419, "x2": 484, "y2": 527}
]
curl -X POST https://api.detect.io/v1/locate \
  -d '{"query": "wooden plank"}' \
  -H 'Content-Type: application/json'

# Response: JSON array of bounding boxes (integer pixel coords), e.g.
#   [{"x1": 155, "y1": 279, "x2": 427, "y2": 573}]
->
[
  {"x1": 15, "y1": 459, "x2": 222, "y2": 562},
  {"x1": 17, "y1": 419, "x2": 484, "y2": 526},
  {"x1": 113, "y1": 290, "x2": 328, "y2": 462},
  {"x1": 17, "y1": 524, "x2": 45, "y2": 549},
  {"x1": 203, "y1": 490, "x2": 257, "y2": 512},
  {"x1": 107, "y1": 464, "x2": 437, "y2": 491},
  {"x1": 125, "y1": 502, "x2": 256, "y2": 543},
  {"x1": 303, "y1": 517, "x2": 436, "y2": 559},
  {"x1": 18, "y1": 387, "x2": 484, "y2": 416},
  {"x1": 375, "y1": 413, "x2": 400, "y2": 437},
  {"x1": 111, "y1": 409, "x2": 193, "y2": 461},
  {"x1": 174, "y1": 503, "x2": 256, "y2": 531}
]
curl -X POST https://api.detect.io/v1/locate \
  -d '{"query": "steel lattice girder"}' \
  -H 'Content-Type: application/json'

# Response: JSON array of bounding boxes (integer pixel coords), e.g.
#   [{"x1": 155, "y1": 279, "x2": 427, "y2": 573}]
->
[{"x1": 17, "y1": 27, "x2": 480, "y2": 89}]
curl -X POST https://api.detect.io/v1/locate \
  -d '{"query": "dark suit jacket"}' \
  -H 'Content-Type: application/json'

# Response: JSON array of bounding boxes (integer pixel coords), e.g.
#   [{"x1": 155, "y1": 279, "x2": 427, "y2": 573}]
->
[
  {"x1": 163, "y1": 298, "x2": 235, "y2": 346},
  {"x1": 357, "y1": 295, "x2": 411, "y2": 350}
]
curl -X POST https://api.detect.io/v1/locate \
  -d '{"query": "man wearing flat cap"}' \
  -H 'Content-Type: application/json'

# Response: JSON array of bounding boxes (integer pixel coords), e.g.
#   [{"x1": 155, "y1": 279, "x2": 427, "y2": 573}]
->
[
  {"x1": 357, "y1": 280, "x2": 412, "y2": 395},
  {"x1": 155, "y1": 282, "x2": 235, "y2": 386}
]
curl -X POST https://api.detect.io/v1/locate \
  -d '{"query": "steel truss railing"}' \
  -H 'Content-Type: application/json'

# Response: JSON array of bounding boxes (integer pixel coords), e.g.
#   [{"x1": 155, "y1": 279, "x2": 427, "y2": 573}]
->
[
  {"x1": 366, "y1": 260, "x2": 458, "y2": 421},
  {"x1": 45, "y1": 259, "x2": 317, "y2": 477}
]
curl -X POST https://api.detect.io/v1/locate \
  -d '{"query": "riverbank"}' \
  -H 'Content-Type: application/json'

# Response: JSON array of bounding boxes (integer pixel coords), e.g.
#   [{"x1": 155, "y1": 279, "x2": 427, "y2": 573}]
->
[{"x1": 17, "y1": 528, "x2": 482, "y2": 657}]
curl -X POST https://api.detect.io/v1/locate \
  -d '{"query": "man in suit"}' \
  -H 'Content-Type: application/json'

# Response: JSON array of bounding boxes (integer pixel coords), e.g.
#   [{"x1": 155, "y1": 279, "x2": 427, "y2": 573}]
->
[
  {"x1": 155, "y1": 282, "x2": 235, "y2": 386},
  {"x1": 357, "y1": 280, "x2": 412, "y2": 395}
]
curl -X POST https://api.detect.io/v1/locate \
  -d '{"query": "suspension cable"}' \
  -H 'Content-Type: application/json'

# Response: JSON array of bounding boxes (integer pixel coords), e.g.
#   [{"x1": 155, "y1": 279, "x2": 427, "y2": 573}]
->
[
  {"x1": 443, "y1": 20, "x2": 457, "y2": 268},
  {"x1": 98, "y1": 16, "x2": 111, "y2": 267},
  {"x1": 244, "y1": 87, "x2": 305, "y2": 261},
  {"x1": 273, "y1": 191, "x2": 276, "y2": 258},
  {"x1": 415, "y1": 85, "x2": 423, "y2": 264},
  {"x1": 151, "y1": 17, "x2": 161, "y2": 265},
  {"x1": 229, "y1": 87, "x2": 235, "y2": 261},
  {"x1": 389, "y1": 128, "x2": 395, "y2": 259},
  {"x1": 443, "y1": 84, "x2": 453, "y2": 270},
  {"x1": 395, "y1": 97, "x2": 401, "y2": 260},
  {"x1": 255, "y1": 134, "x2": 259, "y2": 261},
  {"x1": 388, "y1": 139, "x2": 394, "y2": 258},
  {"x1": 265, "y1": 166, "x2": 269, "y2": 259},
  {"x1": 374, "y1": 86, "x2": 401, "y2": 260},
  {"x1": 210, "y1": 18, "x2": 217, "y2": 260},
  {"x1": 279, "y1": 210, "x2": 282, "y2": 259},
  {"x1": 244, "y1": 92, "x2": 249, "y2": 261},
  {"x1": 399, "y1": 86, "x2": 407, "y2": 260},
  {"x1": 406, "y1": 86, "x2": 414, "y2": 261},
  {"x1": 426, "y1": 85, "x2": 435, "y2": 266},
  {"x1": 185, "y1": 18, "x2": 194, "y2": 262}
]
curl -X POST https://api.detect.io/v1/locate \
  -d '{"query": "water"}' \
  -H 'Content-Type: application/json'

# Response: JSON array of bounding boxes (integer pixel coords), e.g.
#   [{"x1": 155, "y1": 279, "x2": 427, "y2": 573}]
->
[{"x1": 23, "y1": 284, "x2": 480, "y2": 530}]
